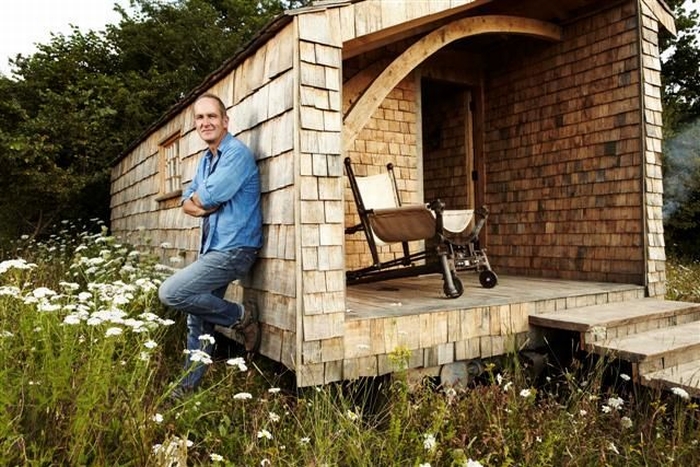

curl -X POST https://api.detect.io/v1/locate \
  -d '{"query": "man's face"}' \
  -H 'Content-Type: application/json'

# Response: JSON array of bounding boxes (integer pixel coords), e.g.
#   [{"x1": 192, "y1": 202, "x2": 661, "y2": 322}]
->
[{"x1": 194, "y1": 97, "x2": 229, "y2": 146}]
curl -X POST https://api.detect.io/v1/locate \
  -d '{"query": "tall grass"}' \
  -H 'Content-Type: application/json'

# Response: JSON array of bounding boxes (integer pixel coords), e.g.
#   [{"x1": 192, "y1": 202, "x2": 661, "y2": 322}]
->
[{"x1": 1, "y1": 225, "x2": 699, "y2": 466}]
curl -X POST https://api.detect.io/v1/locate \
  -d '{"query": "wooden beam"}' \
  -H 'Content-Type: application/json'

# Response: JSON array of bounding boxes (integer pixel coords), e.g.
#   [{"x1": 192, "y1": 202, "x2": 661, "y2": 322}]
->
[{"x1": 343, "y1": 15, "x2": 563, "y2": 150}]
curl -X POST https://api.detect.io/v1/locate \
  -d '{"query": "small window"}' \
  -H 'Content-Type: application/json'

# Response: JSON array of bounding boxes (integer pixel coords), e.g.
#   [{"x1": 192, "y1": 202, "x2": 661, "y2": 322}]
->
[{"x1": 156, "y1": 133, "x2": 182, "y2": 202}]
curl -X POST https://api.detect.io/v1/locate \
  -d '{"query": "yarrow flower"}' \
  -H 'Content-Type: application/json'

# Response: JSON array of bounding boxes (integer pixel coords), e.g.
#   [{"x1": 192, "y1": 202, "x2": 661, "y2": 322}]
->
[
  {"x1": 519, "y1": 388, "x2": 533, "y2": 398},
  {"x1": 606, "y1": 396, "x2": 624, "y2": 410},
  {"x1": 621, "y1": 416, "x2": 633, "y2": 429},
  {"x1": 299, "y1": 437, "x2": 311, "y2": 445},
  {"x1": 423, "y1": 433, "x2": 436, "y2": 451},
  {"x1": 620, "y1": 373, "x2": 631, "y2": 381},
  {"x1": 466, "y1": 460, "x2": 484, "y2": 467},
  {"x1": 269, "y1": 412, "x2": 281, "y2": 422},
  {"x1": 0, "y1": 258, "x2": 36, "y2": 274},
  {"x1": 257, "y1": 429, "x2": 273, "y2": 440},
  {"x1": 226, "y1": 357, "x2": 248, "y2": 372},
  {"x1": 210, "y1": 453, "x2": 224, "y2": 462},
  {"x1": 198, "y1": 334, "x2": 216, "y2": 345},
  {"x1": 268, "y1": 387, "x2": 281, "y2": 394},
  {"x1": 144, "y1": 340, "x2": 158, "y2": 349},
  {"x1": 346, "y1": 409, "x2": 360, "y2": 421},
  {"x1": 152, "y1": 413, "x2": 164, "y2": 424},
  {"x1": 187, "y1": 349, "x2": 213, "y2": 365},
  {"x1": 671, "y1": 387, "x2": 690, "y2": 400},
  {"x1": 233, "y1": 392, "x2": 253, "y2": 400},
  {"x1": 105, "y1": 327, "x2": 123, "y2": 337}
]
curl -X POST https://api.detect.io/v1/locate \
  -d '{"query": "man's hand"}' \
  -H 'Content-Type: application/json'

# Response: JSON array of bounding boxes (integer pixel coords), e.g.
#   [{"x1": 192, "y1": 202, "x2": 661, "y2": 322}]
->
[{"x1": 183, "y1": 193, "x2": 219, "y2": 217}]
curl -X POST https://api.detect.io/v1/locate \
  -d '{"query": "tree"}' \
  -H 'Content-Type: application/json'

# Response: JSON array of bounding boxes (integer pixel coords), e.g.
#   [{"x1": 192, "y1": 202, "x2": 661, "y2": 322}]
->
[
  {"x1": 0, "y1": 0, "x2": 311, "y2": 247},
  {"x1": 661, "y1": 0, "x2": 700, "y2": 258}
]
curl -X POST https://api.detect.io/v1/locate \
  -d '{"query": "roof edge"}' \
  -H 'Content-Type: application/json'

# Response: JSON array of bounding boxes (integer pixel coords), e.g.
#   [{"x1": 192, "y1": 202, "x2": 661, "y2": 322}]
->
[{"x1": 111, "y1": 13, "x2": 294, "y2": 167}]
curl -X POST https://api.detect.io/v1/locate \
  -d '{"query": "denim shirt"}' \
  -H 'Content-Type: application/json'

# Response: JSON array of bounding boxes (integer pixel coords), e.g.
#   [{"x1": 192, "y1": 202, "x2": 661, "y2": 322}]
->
[{"x1": 183, "y1": 133, "x2": 263, "y2": 254}]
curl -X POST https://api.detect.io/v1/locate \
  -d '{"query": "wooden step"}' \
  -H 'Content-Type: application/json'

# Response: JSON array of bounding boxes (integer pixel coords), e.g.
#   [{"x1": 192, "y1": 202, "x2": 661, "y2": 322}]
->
[
  {"x1": 529, "y1": 298, "x2": 700, "y2": 344},
  {"x1": 641, "y1": 360, "x2": 700, "y2": 398},
  {"x1": 589, "y1": 320, "x2": 700, "y2": 374}
]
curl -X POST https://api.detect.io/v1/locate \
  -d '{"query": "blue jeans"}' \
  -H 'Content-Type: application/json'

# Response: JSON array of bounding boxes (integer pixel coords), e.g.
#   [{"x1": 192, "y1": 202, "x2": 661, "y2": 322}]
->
[{"x1": 158, "y1": 248, "x2": 257, "y2": 389}]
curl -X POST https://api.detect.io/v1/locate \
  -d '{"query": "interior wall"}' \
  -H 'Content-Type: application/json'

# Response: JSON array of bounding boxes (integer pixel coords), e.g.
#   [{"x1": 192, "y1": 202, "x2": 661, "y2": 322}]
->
[{"x1": 482, "y1": 0, "x2": 645, "y2": 284}]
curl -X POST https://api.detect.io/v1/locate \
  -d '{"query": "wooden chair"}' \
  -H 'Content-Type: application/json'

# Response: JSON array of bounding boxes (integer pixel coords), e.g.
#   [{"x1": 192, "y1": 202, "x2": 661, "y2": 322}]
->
[{"x1": 344, "y1": 157, "x2": 497, "y2": 298}]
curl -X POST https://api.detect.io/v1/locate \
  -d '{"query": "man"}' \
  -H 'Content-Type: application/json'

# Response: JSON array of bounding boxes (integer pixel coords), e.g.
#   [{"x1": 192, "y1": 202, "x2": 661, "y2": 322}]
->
[{"x1": 158, "y1": 92, "x2": 263, "y2": 395}]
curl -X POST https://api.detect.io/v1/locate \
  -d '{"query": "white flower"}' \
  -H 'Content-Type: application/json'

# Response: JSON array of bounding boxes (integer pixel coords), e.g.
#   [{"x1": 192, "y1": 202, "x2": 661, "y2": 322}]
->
[
  {"x1": 466, "y1": 460, "x2": 484, "y2": 467},
  {"x1": 257, "y1": 429, "x2": 273, "y2": 440},
  {"x1": 268, "y1": 387, "x2": 281, "y2": 394},
  {"x1": 419, "y1": 463, "x2": 431, "y2": 467},
  {"x1": 144, "y1": 340, "x2": 158, "y2": 349},
  {"x1": 188, "y1": 349, "x2": 213, "y2": 365},
  {"x1": 620, "y1": 373, "x2": 631, "y2": 381},
  {"x1": 671, "y1": 387, "x2": 690, "y2": 400},
  {"x1": 601, "y1": 405, "x2": 612, "y2": 414},
  {"x1": 210, "y1": 453, "x2": 224, "y2": 462},
  {"x1": 496, "y1": 373, "x2": 503, "y2": 385},
  {"x1": 0, "y1": 258, "x2": 36, "y2": 274},
  {"x1": 63, "y1": 314, "x2": 82, "y2": 325},
  {"x1": 299, "y1": 437, "x2": 311, "y2": 445},
  {"x1": 233, "y1": 392, "x2": 253, "y2": 400},
  {"x1": 198, "y1": 334, "x2": 216, "y2": 345},
  {"x1": 260, "y1": 459, "x2": 271, "y2": 467},
  {"x1": 105, "y1": 327, "x2": 123, "y2": 337},
  {"x1": 579, "y1": 409, "x2": 587, "y2": 416},
  {"x1": 269, "y1": 412, "x2": 280, "y2": 422},
  {"x1": 346, "y1": 409, "x2": 360, "y2": 421},
  {"x1": 139, "y1": 352, "x2": 150, "y2": 361},
  {"x1": 32, "y1": 287, "x2": 56, "y2": 299},
  {"x1": 607, "y1": 396, "x2": 624, "y2": 410},
  {"x1": 152, "y1": 413, "x2": 164, "y2": 424},
  {"x1": 423, "y1": 433, "x2": 436, "y2": 451},
  {"x1": 621, "y1": 416, "x2": 633, "y2": 429},
  {"x1": 502, "y1": 381, "x2": 513, "y2": 392},
  {"x1": 226, "y1": 357, "x2": 248, "y2": 372},
  {"x1": 519, "y1": 388, "x2": 533, "y2": 398},
  {"x1": 608, "y1": 442, "x2": 619, "y2": 455}
]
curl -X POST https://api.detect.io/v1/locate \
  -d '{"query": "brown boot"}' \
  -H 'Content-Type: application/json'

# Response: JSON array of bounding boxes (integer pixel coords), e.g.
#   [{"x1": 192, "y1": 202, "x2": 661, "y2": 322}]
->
[{"x1": 234, "y1": 299, "x2": 260, "y2": 353}]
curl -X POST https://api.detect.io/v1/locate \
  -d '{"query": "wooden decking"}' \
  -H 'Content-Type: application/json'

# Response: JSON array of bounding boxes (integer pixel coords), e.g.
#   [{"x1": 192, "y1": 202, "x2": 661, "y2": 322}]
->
[{"x1": 345, "y1": 273, "x2": 645, "y2": 320}]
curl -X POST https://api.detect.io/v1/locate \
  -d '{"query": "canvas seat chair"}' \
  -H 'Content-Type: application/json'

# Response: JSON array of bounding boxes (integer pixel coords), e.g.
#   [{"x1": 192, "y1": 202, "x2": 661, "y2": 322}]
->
[{"x1": 344, "y1": 157, "x2": 497, "y2": 299}]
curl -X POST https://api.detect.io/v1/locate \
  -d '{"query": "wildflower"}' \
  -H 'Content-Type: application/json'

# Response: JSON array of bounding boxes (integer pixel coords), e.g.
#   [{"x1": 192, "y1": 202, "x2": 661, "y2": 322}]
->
[
  {"x1": 519, "y1": 388, "x2": 533, "y2": 398},
  {"x1": 1, "y1": 330, "x2": 14, "y2": 338},
  {"x1": 261, "y1": 459, "x2": 271, "y2": 467},
  {"x1": 496, "y1": 373, "x2": 503, "y2": 385},
  {"x1": 233, "y1": 392, "x2": 253, "y2": 400},
  {"x1": 198, "y1": 334, "x2": 216, "y2": 345},
  {"x1": 671, "y1": 387, "x2": 690, "y2": 400},
  {"x1": 466, "y1": 460, "x2": 484, "y2": 467},
  {"x1": 226, "y1": 357, "x2": 248, "y2": 372},
  {"x1": 269, "y1": 412, "x2": 281, "y2": 422},
  {"x1": 105, "y1": 327, "x2": 123, "y2": 337},
  {"x1": 32, "y1": 287, "x2": 56, "y2": 299},
  {"x1": 419, "y1": 463, "x2": 431, "y2": 467},
  {"x1": 608, "y1": 442, "x2": 620, "y2": 455},
  {"x1": 0, "y1": 286, "x2": 21, "y2": 297},
  {"x1": 579, "y1": 409, "x2": 587, "y2": 416},
  {"x1": 139, "y1": 352, "x2": 150, "y2": 361},
  {"x1": 620, "y1": 373, "x2": 631, "y2": 381},
  {"x1": 152, "y1": 413, "x2": 164, "y2": 424},
  {"x1": 210, "y1": 453, "x2": 224, "y2": 462},
  {"x1": 299, "y1": 437, "x2": 311, "y2": 445},
  {"x1": 423, "y1": 433, "x2": 437, "y2": 451},
  {"x1": 188, "y1": 350, "x2": 213, "y2": 365},
  {"x1": 257, "y1": 429, "x2": 273, "y2": 440},
  {"x1": 607, "y1": 396, "x2": 624, "y2": 410},
  {"x1": 621, "y1": 416, "x2": 633, "y2": 429},
  {"x1": 601, "y1": 405, "x2": 612, "y2": 414},
  {"x1": 38, "y1": 302, "x2": 61, "y2": 312},
  {"x1": 502, "y1": 381, "x2": 513, "y2": 392},
  {"x1": 346, "y1": 409, "x2": 360, "y2": 421},
  {"x1": 144, "y1": 340, "x2": 158, "y2": 349},
  {"x1": 0, "y1": 258, "x2": 36, "y2": 274},
  {"x1": 268, "y1": 387, "x2": 281, "y2": 394}
]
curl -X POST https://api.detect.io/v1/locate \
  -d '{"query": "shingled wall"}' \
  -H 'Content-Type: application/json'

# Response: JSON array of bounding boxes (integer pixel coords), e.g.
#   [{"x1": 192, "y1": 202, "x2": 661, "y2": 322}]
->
[{"x1": 482, "y1": 1, "x2": 648, "y2": 286}]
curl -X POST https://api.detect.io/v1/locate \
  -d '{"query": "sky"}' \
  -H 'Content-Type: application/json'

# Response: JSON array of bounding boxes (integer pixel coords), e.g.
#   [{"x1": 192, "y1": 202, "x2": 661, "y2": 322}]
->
[
  {"x1": 0, "y1": 0, "x2": 699, "y2": 77},
  {"x1": 0, "y1": 0, "x2": 128, "y2": 76}
]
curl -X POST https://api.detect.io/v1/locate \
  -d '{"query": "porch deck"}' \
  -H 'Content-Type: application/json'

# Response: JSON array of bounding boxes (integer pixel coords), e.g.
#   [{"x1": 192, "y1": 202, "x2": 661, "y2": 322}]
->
[{"x1": 345, "y1": 273, "x2": 645, "y2": 320}]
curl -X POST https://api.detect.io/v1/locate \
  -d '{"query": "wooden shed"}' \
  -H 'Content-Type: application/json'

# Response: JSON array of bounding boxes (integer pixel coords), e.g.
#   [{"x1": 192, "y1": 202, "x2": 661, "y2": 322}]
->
[{"x1": 111, "y1": 0, "x2": 678, "y2": 387}]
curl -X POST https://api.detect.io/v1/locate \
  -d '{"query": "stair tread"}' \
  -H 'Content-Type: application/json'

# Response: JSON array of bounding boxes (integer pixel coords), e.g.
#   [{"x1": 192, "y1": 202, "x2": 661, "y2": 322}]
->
[
  {"x1": 529, "y1": 298, "x2": 699, "y2": 332},
  {"x1": 590, "y1": 320, "x2": 700, "y2": 359},
  {"x1": 641, "y1": 360, "x2": 700, "y2": 396}
]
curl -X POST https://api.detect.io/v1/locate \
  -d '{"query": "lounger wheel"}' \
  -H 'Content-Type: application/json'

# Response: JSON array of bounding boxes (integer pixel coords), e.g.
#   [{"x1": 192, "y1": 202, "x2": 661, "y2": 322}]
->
[
  {"x1": 443, "y1": 273, "x2": 464, "y2": 298},
  {"x1": 479, "y1": 270, "x2": 498, "y2": 288}
]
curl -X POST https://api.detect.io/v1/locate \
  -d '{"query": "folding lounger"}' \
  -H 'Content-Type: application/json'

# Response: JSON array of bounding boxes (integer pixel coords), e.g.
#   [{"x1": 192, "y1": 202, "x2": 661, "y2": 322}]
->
[{"x1": 344, "y1": 157, "x2": 497, "y2": 298}]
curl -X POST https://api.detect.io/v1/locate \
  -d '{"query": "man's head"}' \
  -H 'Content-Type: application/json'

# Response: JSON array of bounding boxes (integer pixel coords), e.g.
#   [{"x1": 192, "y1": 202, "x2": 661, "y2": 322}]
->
[{"x1": 194, "y1": 93, "x2": 229, "y2": 150}]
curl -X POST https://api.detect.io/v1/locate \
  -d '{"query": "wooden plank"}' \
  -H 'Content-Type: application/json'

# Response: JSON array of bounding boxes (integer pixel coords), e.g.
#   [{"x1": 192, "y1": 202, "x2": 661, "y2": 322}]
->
[
  {"x1": 530, "y1": 299, "x2": 700, "y2": 332},
  {"x1": 641, "y1": 360, "x2": 700, "y2": 397}
]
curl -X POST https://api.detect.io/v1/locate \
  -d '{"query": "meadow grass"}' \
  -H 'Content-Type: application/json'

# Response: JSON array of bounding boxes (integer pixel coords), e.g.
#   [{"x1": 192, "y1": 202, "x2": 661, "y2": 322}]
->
[{"x1": 1, "y1": 224, "x2": 699, "y2": 466}]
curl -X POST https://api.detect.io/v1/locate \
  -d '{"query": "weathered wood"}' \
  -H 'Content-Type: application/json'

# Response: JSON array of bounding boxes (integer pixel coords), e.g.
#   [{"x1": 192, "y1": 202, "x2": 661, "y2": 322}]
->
[{"x1": 343, "y1": 15, "x2": 562, "y2": 148}]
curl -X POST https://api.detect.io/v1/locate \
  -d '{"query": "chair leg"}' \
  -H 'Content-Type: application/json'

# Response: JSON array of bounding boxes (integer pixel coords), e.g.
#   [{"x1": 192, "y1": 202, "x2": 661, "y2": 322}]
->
[{"x1": 438, "y1": 249, "x2": 463, "y2": 298}]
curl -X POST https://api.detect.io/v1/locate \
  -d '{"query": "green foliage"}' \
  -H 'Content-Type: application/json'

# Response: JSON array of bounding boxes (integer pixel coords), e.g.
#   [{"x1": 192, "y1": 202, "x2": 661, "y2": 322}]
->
[
  {"x1": 0, "y1": 0, "x2": 312, "y2": 245},
  {"x1": 2, "y1": 227, "x2": 700, "y2": 465}
]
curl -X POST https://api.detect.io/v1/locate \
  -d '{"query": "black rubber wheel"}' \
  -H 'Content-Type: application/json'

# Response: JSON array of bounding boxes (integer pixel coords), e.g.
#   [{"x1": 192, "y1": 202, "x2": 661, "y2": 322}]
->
[
  {"x1": 479, "y1": 270, "x2": 498, "y2": 288},
  {"x1": 444, "y1": 274, "x2": 464, "y2": 298}
]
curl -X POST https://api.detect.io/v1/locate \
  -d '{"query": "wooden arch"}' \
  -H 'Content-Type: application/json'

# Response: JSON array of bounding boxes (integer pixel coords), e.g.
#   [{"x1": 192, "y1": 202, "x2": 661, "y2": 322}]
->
[{"x1": 342, "y1": 15, "x2": 562, "y2": 149}]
